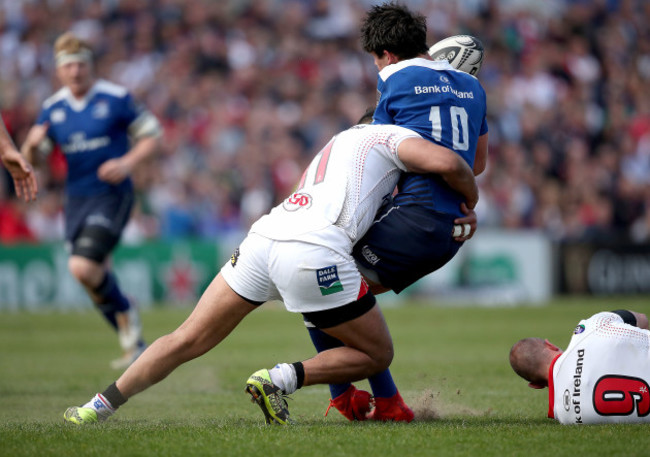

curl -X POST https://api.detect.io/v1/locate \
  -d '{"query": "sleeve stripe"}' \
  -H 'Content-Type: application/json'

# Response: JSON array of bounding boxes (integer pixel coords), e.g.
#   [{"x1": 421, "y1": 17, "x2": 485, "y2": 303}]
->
[{"x1": 128, "y1": 111, "x2": 162, "y2": 139}]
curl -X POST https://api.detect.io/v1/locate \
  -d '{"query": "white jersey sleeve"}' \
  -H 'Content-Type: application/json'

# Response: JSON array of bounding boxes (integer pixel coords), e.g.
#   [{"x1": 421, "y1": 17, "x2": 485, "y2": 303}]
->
[
  {"x1": 550, "y1": 312, "x2": 650, "y2": 424},
  {"x1": 250, "y1": 124, "x2": 419, "y2": 251}
]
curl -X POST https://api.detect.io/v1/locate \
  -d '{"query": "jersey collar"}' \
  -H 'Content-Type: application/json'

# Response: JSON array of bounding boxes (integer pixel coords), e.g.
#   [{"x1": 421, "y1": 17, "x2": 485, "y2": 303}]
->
[
  {"x1": 547, "y1": 353, "x2": 562, "y2": 419},
  {"x1": 378, "y1": 57, "x2": 454, "y2": 81},
  {"x1": 64, "y1": 80, "x2": 99, "y2": 112}
]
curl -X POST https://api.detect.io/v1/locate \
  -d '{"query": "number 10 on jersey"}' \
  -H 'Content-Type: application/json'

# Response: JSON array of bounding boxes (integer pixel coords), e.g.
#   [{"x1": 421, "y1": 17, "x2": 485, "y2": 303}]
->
[{"x1": 429, "y1": 105, "x2": 469, "y2": 151}]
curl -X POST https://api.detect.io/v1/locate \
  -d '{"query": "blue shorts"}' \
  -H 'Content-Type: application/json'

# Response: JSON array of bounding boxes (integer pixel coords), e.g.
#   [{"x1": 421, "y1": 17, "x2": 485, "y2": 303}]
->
[
  {"x1": 352, "y1": 201, "x2": 462, "y2": 293},
  {"x1": 64, "y1": 192, "x2": 134, "y2": 262}
]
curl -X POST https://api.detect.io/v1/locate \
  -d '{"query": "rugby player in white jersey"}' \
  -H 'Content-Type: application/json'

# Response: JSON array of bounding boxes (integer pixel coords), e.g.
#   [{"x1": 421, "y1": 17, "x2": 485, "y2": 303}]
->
[
  {"x1": 62, "y1": 122, "x2": 478, "y2": 425},
  {"x1": 21, "y1": 32, "x2": 162, "y2": 369},
  {"x1": 315, "y1": 2, "x2": 489, "y2": 423},
  {"x1": 510, "y1": 310, "x2": 650, "y2": 424}
]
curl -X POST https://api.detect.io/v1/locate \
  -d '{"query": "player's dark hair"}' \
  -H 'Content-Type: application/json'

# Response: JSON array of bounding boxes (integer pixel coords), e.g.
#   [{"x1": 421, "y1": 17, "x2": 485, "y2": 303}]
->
[
  {"x1": 357, "y1": 107, "x2": 375, "y2": 125},
  {"x1": 360, "y1": 1, "x2": 429, "y2": 59},
  {"x1": 611, "y1": 309, "x2": 637, "y2": 326}
]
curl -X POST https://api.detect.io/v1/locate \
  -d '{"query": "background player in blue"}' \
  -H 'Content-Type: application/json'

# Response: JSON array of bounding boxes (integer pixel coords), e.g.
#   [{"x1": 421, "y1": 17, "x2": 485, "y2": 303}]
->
[
  {"x1": 21, "y1": 32, "x2": 162, "y2": 369},
  {"x1": 313, "y1": 2, "x2": 489, "y2": 422}
]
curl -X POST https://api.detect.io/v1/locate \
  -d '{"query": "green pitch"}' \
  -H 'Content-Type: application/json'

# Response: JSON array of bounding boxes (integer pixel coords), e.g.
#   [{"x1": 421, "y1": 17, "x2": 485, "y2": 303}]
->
[{"x1": 2, "y1": 296, "x2": 649, "y2": 456}]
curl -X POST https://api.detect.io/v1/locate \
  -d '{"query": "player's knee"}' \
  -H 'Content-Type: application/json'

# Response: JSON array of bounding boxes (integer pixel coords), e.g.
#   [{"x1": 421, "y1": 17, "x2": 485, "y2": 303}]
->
[
  {"x1": 372, "y1": 343, "x2": 394, "y2": 373},
  {"x1": 71, "y1": 225, "x2": 117, "y2": 263},
  {"x1": 359, "y1": 336, "x2": 394, "y2": 375},
  {"x1": 68, "y1": 256, "x2": 103, "y2": 287}
]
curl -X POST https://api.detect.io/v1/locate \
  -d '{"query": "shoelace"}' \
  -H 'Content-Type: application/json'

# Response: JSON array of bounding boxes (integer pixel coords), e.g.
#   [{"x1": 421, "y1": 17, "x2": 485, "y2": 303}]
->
[
  {"x1": 324, "y1": 395, "x2": 375, "y2": 418},
  {"x1": 324, "y1": 398, "x2": 335, "y2": 417},
  {"x1": 269, "y1": 391, "x2": 293, "y2": 420}
]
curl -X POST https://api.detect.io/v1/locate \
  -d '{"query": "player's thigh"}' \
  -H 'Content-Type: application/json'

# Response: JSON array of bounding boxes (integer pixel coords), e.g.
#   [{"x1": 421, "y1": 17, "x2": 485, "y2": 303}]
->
[
  {"x1": 220, "y1": 233, "x2": 280, "y2": 304},
  {"x1": 268, "y1": 241, "x2": 365, "y2": 314},
  {"x1": 174, "y1": 273, "x2": 258, "y2": 351},
  {"x1": 320, "y1": 304, "x2": 393, "y2": 366}
]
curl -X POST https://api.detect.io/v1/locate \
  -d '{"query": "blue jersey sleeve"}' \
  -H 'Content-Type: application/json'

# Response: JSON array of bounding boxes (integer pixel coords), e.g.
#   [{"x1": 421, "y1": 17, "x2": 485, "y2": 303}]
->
[
  {"x1": 36, "y1": 108, "x2": 48, "y2": 125},
  {"x1": 119, "y1": 92, "x2": 144, "y2": 128}
]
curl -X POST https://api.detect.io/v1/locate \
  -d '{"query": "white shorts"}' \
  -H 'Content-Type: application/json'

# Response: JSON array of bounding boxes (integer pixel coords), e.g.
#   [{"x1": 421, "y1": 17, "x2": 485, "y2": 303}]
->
[{"x1": 221, "y1": 233, "x2": 366, "y2": 314}]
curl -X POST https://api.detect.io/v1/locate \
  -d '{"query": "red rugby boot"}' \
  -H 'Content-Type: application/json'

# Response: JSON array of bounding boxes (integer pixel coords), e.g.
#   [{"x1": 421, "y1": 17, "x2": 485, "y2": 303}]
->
[
  {"x1": 367, "y1": 391, "x2": 414, "y2": 422},
  {"x1": 325, "y1": 385, "x2": 372, "y2": 421}
]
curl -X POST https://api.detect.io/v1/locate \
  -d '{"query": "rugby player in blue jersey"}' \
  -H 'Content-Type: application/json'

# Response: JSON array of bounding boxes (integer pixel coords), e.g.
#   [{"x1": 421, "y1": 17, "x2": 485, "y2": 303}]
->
[
  {"x1": 22, "y1": 32, "x2": 162, "y2": 369},
  {"x1": 314, "y1": 2, "x2": 489, "y2": 422}
]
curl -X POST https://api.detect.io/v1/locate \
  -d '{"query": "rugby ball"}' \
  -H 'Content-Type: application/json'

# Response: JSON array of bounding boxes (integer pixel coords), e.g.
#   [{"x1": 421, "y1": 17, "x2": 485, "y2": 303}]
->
[{"x1": 428, "y1": 35, "x2": 484, "y2": 76}]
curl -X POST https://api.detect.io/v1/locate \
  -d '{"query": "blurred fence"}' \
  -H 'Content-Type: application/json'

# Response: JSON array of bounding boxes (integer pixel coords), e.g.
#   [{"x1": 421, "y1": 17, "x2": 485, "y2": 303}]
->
[
  {"x1": 0, "y1": 240, "x2": 221, "y2": 310},
  {"x1": 559, "y1": 242, "x2": 650, "y2": 295},
  {"x1": 404, "y1": 230, "x2": 553, "y2": 306},
  {"x1": 3, "y1": 230, "x2": 650, "y2": 310}
]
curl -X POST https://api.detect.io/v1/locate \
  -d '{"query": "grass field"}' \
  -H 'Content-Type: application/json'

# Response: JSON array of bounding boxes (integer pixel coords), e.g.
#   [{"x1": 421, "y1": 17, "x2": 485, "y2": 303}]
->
[{"x1": 2, "y1": 296, "x2": 650, "y2": 456}]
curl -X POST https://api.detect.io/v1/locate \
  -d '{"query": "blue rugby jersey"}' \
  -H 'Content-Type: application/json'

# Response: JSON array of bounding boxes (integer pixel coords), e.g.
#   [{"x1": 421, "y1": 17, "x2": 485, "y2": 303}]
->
[
  {"x1": 37, "y1": 79, "x2": 144, "y2": 197},
  {"x1": 373, "y1": 58, "x2": 488, "y2": 217}
]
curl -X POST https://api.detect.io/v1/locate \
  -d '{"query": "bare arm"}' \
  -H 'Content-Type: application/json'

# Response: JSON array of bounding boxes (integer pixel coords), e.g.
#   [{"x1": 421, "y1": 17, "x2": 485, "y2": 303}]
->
[
  {"x1": 0, "y1": 117, "x2": 16, "y2": 156},
  {"x1": 452, "y1": 133, "x2": 489, "y2": 241},
  {"x1": 397, "y1": 137, "x2": 478, "y2": 210},
  {"x1": 1, "y1": 119, "x2": 38, "y2": 201},
  {"x1": 21, "y1": 123, "x2": 50, "y2": 168},
  {"x1": 473, "y1": 132, "x2": 489, "y2": 176},
  {"x1": 97, "y1": 134, "x2": 161, "y2": 184},
  {"x1": 97, "y1": 109, "x2": 162, "y2": 184}
]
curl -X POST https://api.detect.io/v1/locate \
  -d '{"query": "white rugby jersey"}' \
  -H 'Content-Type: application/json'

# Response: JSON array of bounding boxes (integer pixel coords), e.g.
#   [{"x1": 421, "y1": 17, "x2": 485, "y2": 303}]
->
[
  {"x1": 549, "y1": 312, "x2": 650, "y2": 424},
  {"x1": 250, "y1": 124, "x2": 419, "y2": 253}
]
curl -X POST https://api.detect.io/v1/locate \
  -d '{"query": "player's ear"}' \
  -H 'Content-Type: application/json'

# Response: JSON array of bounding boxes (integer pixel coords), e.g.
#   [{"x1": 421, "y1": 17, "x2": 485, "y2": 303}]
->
[
  {"x1": 385, "y1": 51, "x2": 400, "y2": 65},
  {"x1": 544, "y1": 339, "x2": 561, "y2": 352}
]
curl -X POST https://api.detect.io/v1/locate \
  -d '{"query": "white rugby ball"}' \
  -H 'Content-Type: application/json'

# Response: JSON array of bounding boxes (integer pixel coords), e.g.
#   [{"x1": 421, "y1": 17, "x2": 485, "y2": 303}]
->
[{"x1": 428, "y1": 35, "x2": 484, "y2": 76}]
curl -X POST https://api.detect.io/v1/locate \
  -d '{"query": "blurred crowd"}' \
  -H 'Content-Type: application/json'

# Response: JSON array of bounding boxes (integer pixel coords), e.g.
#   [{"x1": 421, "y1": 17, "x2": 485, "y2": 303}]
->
[{"x1": 1, "y1": 0, "x2": 649, "y2": 245}]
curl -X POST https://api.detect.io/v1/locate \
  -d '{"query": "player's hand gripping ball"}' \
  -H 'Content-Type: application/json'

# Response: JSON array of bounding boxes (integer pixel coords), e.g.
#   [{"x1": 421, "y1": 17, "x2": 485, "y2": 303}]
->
[{"x1": 429, "y1": 35, "x2": 484, "y2": 76}]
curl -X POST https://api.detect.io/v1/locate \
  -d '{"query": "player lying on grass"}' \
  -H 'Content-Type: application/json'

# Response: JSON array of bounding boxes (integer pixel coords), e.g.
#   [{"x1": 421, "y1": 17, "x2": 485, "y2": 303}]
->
[
  {"x1": 510, "y1": 309, "x2": 650, "y2": 425},
  {"x1": 310, "y1": 2, "x2": 489, "y2": 423},
  {"x1": 63, "y1": 122, "x2": 477, "y2": 426}
]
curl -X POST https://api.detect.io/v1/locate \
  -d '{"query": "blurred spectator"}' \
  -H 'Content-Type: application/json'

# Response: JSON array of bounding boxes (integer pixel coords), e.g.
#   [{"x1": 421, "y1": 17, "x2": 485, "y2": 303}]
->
[
  {"x1": 0, "y1": 173, "x2": 35, "y2": 243},
  {"x1": 0, "y1": 0, "x2": 649, "y2": 245},
  {"x1": 24, "y1": 190, "x2": 64, "y2": 241}
]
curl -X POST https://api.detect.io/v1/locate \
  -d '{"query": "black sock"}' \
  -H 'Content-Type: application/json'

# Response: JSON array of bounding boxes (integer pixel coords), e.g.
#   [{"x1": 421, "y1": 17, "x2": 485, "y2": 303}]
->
[
  {"x1": 102, "y1": 382, "x2": 128, "y2": 409},
  {"x1": 291, "y1": 362, "x2": 305, "y2": 389}
]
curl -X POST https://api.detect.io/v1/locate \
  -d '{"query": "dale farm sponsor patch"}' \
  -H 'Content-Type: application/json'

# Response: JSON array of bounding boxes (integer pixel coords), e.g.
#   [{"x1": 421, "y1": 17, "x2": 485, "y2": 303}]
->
[{"x1": 317, "y1": 265, "x2": 344, "y2": 296}]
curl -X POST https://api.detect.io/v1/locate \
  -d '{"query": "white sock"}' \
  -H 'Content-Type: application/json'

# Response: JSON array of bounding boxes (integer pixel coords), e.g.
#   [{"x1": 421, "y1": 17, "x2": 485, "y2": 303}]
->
[
  {"x1": 118, "y1": 308, "x2": 142, "y2": 352},
  {"x1": 82, "y1": 393, "x2": 116, "y2": 421},
  {"x1": 269, "y1": 363, "x2": 298, "y2": 394}
]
